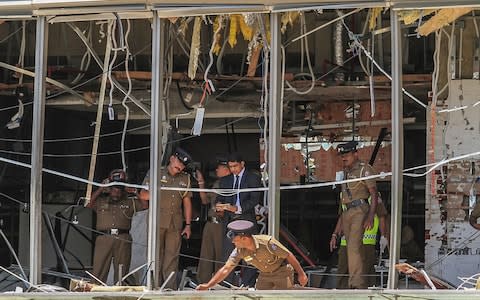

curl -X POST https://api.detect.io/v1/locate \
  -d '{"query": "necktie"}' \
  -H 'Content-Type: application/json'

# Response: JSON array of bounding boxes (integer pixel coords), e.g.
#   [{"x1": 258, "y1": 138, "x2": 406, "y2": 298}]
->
[{"x1": 234, "y1": 175, "x2": 241, "y2": 213}]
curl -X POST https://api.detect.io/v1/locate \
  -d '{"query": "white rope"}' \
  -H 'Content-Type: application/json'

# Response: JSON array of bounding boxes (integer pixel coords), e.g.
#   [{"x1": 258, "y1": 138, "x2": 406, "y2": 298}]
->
[{"x1": 1, "y1": 150, "x2": 479, "y2": 196}]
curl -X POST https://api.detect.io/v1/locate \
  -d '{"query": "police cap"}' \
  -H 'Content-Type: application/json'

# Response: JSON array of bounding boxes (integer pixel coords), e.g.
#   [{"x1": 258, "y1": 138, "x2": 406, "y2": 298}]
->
[
  {"x1": 216, "y1": 155, "x2": 228, "y2": 166},
  {"x1": 173, "y1": 148, "x2": 192, "y2": 166},
  {"x1": 338, "y1": 141, "x2": 358, "y2": 154},
  {"x1": 109, "y1": 169, "x2": 126, "y2": 183},
  {"x1": 226, "y1": 220, "x2": 255, "y2": 239}
]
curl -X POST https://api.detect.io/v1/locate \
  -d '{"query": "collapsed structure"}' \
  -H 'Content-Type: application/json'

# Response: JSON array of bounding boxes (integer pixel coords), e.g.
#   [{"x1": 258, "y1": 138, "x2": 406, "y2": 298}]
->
[{"x1": 0, "y1": 0, "x2": 479, "y2": 297}]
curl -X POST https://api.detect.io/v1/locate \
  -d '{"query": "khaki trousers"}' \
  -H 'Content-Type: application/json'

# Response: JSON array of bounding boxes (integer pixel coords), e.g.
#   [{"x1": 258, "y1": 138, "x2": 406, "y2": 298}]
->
[
  {"x1": 93, "y1": 233, "x2": 132, "y2": 284},
  {"x1": 256, "y1": 265, "x2": 294, "y2": 290},
  {"x1": 364, "y1": 244, "x2": 377, "y2": 287},
  {"x1": 158, "y1": 227, "x2": 182, "y2": 289},
  {"x1": 336, "y1": 246, "x2": 349, "y2": 289},
  {"x1": 197, "y1": 222, "x2": 224, "y2": 283},
  {"x1": 341, "y1": 204, "x2": 369, "y2": 288}
]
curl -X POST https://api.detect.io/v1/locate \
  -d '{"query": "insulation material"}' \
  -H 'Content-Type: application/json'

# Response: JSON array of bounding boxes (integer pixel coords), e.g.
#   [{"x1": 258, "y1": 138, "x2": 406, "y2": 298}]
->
[
  {"x1": 228, "y1": 15, "x2": 239, "y2": 48},
  {"x1": 368, "y1": 7, "x2": 383, "y2": 30},
  {"x1": 417, "y1": 8, "x2": 473, "y2": 36},
  {"x1": 212, "y1": 16, "x2": 223, "y2": 55},
  {"x1": 426, "y1": 80, "x2": 480, "y2": 286},
  {"x1": 398, "y1": 9, "x2": 436, "y2": 26},
  {"x1": 188, "y1": 17, "x2": 202, "y2": 80},
  {"x1": 281, "y1": 11, "x2": 300, "y2": 33},
  {"x1": 178, "y1": 18, "x2": 189, "y2": 36},
  {"x1": 238, "y1": 15, "x2": 254, "y2": 41}
]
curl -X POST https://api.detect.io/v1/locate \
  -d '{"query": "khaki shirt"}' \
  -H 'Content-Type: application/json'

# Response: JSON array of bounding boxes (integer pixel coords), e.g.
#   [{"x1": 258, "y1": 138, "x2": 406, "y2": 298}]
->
[
  {"x1": 206, "y1": 180, "x2": 220, "y2": 218},
  {"x1": 341, "y1": 160, "x2": 376, "y2": 204},
  {"x1": 92, "y1": 194, "x2": 143, "y2": 231},
  {"x1": 143, "y1": 167, "x2": 192, "y2": 230},
  {"x1": 226, "y1": 235, "x2": 291, "y2": 273}
]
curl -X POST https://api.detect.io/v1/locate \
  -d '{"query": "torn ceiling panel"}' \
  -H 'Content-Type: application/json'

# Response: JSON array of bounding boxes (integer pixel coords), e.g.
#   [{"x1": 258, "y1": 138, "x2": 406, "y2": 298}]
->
[{"x1": 417, "y1": 8, "x2": 473, "y2": 36}]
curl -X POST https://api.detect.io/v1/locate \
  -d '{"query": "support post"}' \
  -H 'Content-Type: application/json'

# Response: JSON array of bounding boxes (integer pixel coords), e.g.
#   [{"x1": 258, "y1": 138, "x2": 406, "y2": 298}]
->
[
  {"x1": 147, "y1": 12, "x2": 165, "y2": 290},
  {"x1": 267, "y1": 12, "x2": 282, "y2": 239},
  {"x1": 30, "y1": 16, "x2": 48, "y2": 285},
  {"x1": 85, "y1": 21, "x2": 113, "y2": 202},
  {"x1": 387, "y1": 9, "x2": 404, "y2": 289}
]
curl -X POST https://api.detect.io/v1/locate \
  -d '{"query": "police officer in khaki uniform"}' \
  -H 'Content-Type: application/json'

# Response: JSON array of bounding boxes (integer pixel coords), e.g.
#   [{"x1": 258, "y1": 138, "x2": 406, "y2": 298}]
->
[
  {"x1": 196, "y1": 158, "x2": 230, "y2": 283},
  {"x1": 87, "y1": 169, "x2": 146, "y2": 284},
  {"x1": 196, "y1": 220, "x2": 308, "y2": 290},
  {"x1": 337, "y1": 141, "x2": 378, "y2": 289},
  {"x1": 139, "y1": 148, "x2": 193, "y2": 289},
  {"x1": 330, "y1": 200, "x2": 389, "y2": 288}
]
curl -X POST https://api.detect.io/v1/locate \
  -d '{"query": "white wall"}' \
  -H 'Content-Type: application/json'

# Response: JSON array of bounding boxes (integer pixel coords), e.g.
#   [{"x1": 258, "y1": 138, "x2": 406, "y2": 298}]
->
[{"x1": 426, "y1": 79, "x2": 480, "y2": 286}]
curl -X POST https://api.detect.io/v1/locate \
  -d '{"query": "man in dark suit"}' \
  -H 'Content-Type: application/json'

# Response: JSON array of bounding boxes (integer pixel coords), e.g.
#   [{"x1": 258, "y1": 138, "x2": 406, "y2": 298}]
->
[{"x1": 215, "y1": 152, "x2": 262, "y2": 287}]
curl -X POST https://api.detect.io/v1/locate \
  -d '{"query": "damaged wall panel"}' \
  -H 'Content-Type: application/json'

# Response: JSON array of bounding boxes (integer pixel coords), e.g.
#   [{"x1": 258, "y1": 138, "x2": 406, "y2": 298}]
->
[
  {"x1": 426, "y1": 79, "x2": 480, "y2": 286},
  {"x1": 260, "y1": 136, "x2": 392, "y2": 184}
]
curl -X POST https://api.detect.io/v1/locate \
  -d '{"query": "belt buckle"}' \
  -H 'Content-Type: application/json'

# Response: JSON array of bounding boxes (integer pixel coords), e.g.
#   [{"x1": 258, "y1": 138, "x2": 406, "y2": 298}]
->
[{"x1": 110, "y1": 228, "x2": 119, "y2": 235}]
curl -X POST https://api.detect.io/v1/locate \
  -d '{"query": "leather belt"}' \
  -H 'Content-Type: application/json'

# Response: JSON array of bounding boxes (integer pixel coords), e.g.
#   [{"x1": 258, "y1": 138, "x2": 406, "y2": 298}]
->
[
  {"x1": 99, "y1": 228, "x2": 129, "y2": 235},
  {"x1": 264, "y1": 263, "x2": 292, "y2": 274},
  {"x1": 344, "y1": 199, "x2": 368, "y2": 211}
]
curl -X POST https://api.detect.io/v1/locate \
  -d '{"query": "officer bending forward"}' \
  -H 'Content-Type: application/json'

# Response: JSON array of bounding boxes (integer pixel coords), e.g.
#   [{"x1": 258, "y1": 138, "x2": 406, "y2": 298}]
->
[{"x1": 196, "y1": 220, "x2": 308, "y2": 290}]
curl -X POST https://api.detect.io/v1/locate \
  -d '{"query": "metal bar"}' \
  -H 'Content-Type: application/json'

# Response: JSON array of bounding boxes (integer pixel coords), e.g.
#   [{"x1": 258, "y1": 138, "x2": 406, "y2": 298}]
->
[
  {"x1": 42, "y1": 212, "x2": 70, "y2": 275},
  {"x1": 48, "y1": 11, "x2": 152, "y2": 23},
  {"x1": 34, "y1": 4, "x2": 147, "y2": 16},
  {"x1": 0, "y1": 229, "x2": 28, "y2": 284},
  {"x1": 450, "y1": 32, "x2": 457, "y2": 80},
  {"x1": 392, "y1": 1, "x2": 480, "y2": 10},
  {"x1": 147, "y1": 12, "x2": 164, "y2": 290},
  {"x1": 371, "y1": 23, "x2": 417, "y2": 36},
  {"x1": 387, "y1": 9, "x2": 404, "y2": 290},
  {"x1": 474, "y1": 38, "x2": 480, "y2": 79},
  {"x1": 0, "y1": 61, "x2": 86, "y2": 102},
  {"x1": 84, "y1": 20, "x2": 113, "y2": 202},
  {"x1": 267, "y1": 12, "x2": 281, "y2": 239},
  {"x1": 153, "y1": 5, "x2": 268, "y2": 17},
  {"x1": 291, "y1": 8, "x2": 362, "y2": 43},
  {"x1": 368, "y1": 127, "x2": 388, "y2": 166},
  {"x1": 272, "y1": 2, "x2": 384, "y2": 12},
  {"x1": 30, "y1": 15, "x2": 48, "y2": 286}
]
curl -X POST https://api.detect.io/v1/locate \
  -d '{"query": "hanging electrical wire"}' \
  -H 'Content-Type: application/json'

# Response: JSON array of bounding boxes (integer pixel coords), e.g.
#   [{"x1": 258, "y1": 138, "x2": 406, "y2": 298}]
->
[
  {"x1": 70, "y1": 22, "x2": 93, "y2": 86},
  {"x1": 0, "y1": 124, "x2": 150, "y2": 144},
  {"x1": 120, "y1": 19, "x2": 133, "y2": 172},
  {"x1": 16, "y1": 20, "x2": 26, "y2": 85},
  {"x1": 0, "y1": 145, "x2": 149, "y2": 158},
  {"x1": 203, "y1": 16, "x2": 224, "y2": 97},
  {"x1": 284, "y1": 13, "x2": 316, "y2": 95},
  {"x1": 340, "y1": 19, "x2": 427, "y2": 109}
]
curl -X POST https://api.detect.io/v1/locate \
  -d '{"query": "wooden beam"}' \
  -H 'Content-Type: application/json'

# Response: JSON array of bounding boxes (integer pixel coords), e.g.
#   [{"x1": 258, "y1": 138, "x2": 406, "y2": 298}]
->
[
  {"x1": 372, "y1": 74, "x2": 432, "y2": 83},
  {"x1": 288, "y1": 117, "x2": 416, "y2": 132},
  {"x1": 112, "y1": 71, "x2": 294, "y2": 82},
  {"x1": 246, "y1": 45, "x2": 262, "y2": 77}
]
